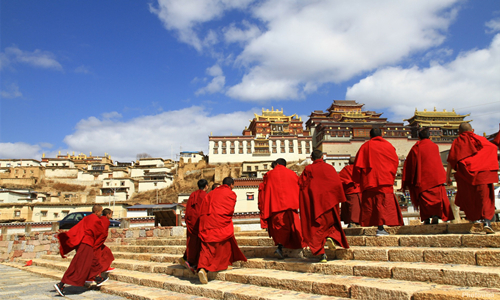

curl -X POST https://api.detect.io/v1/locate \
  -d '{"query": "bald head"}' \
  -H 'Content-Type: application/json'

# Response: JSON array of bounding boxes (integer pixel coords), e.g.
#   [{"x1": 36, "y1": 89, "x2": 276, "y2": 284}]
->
[{"x1": 459, "y1": 122, "x2": 473, "y2": 134}]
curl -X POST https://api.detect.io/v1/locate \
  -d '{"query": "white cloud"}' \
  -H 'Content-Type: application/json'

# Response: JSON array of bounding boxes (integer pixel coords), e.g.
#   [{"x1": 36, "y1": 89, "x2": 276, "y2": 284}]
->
[
  {"x1": 196, "y1": 64, "x2": 226, "y2": 95},
  {"x1": 151, "y1": 0, "x2": 461, "y2": 101},
  {"x1": 0, "y1": 142, "x2": 42, "y2": 159},
  {"x1": 63, "y1": 106, "x2": 255, "y2": 161},
  {"x1": 75, "y1": 65, "x2": 91, "y2": 74},
  {"x1": 486, "y1": 18, "x2": 500, "y2": 33},
  {"x1": 1, "y1": 83, "x2": 23, "y2": 99},
  {"x1": 3, "y1": 46, "x2": 63, "y2": 71},
  {"x1": 346, "y1": 33, "x2": 500, "y2": 135},
  {"x1": 223, "y1": 20, "x2": 262, "y2": 45},
  {"x1": 149, "y1": 0, "x2": 254, "y2": 52}
]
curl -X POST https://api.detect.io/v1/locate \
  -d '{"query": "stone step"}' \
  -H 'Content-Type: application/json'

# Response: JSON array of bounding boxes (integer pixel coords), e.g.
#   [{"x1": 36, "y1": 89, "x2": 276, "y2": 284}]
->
[
  {"x1": 6, "y1": 260, "x2": 348, "y2": 300},
  {"x1": 36, "y1": 255, "x2": 500, "y2": 289},
  {"x1": 106, "y1": 244, "x2": 500, "y2": 267},
  {"x1": 2, "y1": 261, "x2": 213, "y2": 300},
  {"x1": 11, "y1": 258, "x2": 500, "y2": 300},
  {"x1": 116, "y1": 232, "x2": 500, "y2": 248},
  {"x1": 343, "y1": 222, "x2": 500, "y2": 236}
]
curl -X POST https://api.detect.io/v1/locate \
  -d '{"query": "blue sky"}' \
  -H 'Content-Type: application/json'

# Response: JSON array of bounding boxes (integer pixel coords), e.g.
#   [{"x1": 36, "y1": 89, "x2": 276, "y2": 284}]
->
[{"x1": 1, "y1": 0, "x2": 499, "y2": 161}]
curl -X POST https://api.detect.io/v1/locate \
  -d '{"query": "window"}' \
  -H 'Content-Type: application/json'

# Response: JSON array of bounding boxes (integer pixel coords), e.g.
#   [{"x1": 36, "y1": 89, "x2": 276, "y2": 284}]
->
[
  {"x1": 154, "y1": 182, "x2": 157, "y2": 186},
  {"x1": 62, "y1": 211, "x2": 70, "y2": 217},
  {"x1": 246, "y1": 192, "x2": 255, "y2": 201},
  {"x1": 247, "y1": 166, "x2": 251, "y2": 171},
  {"x1": 41, "y1": 211, "x2": 47, "y2": 217},
  {"x1": 120, "y1": 181, "x2": 125, "y2": 186},
  {"x1": 14, "y1": 210, "x2": 21, "y2": 217},
  {"x1": 263, "y1": 164, "x2": 268, "y2": 170},
  {"x1": 54, "y1": 212, "x2": 59, "y2": 218}
]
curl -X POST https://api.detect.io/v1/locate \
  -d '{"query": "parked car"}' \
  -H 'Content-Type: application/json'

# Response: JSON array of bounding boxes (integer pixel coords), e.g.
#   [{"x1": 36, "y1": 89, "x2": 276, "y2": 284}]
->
[{"x1": 58, "y1": 212, "x2": 121, "y2": 229}]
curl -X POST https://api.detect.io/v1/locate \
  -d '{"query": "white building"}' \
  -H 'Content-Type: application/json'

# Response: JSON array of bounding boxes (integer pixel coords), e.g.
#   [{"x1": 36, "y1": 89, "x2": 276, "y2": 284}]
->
[
  {"x1": 180, "y1": 151, "x2": 205, "y2": 164},
  {"x1": 95, "y1": 178, "x2": 136, "y2": 203},
  {"x1": 0, "y1": 159, "x2": 42, "y2": 168}
]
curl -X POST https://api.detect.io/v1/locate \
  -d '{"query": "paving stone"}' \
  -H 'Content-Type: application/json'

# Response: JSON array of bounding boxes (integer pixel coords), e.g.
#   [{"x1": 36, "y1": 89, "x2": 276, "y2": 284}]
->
[
  {"x1": 462, "y1": 234, "x2": 500, "y2": 248},
  {"x1": 476, "y1": 249, "x2": 500, "y2": 266},
  {"x1": 399, "y1": 235, "x2": 462, "y2": 247},
  {"x1": 423, "y1": 248, "x2": 477, "y2": 265}
]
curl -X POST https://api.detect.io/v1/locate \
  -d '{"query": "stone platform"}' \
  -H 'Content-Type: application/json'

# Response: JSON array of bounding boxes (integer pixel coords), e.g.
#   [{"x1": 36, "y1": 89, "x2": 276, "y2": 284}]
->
[{"x1": 3, "y1": 222, "x2": 500, "y2": 300}]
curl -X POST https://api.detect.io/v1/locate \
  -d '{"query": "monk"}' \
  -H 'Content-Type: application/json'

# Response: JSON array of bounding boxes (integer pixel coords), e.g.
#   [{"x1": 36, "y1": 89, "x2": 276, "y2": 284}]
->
[
  {"x1": 257, "y1": 176, "x2": 268, "y2": 230},
  {"x1": 299, "y1": 150, "x2": 349, "y2": 263},
  {"x1": 339, "y1": 157, "x2": 362, "y2": 228},
  {"x1": 54, "y1": 205, "x2": 108, "y2": 297},
  {"x1": 446, "y1": 123, "x2": 499, "y2": 233},
  {"x1": 353, "y1": 128, "x2": 404, "y2": 236},
  {"x1": 402, "y1": 128, "x2": 454, "y2": 224},
  {"x1": 179, "y1": 179, "x2": 209, "y2": 273},
  {"x1": 261, "y1": 158, "x2": 303, "y2": 259},
  {"x1": 96, "y1": 208, "x2": 115, "y2": 274},
  {"x1": 197, "y1": 177, "x2": 247, "y2": 284}
]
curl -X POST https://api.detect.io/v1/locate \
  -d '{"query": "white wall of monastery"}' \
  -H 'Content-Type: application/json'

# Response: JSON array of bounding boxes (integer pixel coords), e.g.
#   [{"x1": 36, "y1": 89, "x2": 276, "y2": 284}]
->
[
  {"x1": 45, "y1": 168, "x2": 78, "y2": 178},
  {"x1": 233, "y1": 187, "x2": 259, "y2": 213},
  {"x1": 209, "y1": 139, "x2": 313, "y2": 163},
  {"x1": 138, "y1": 179, "x2": 173, "y2": 192}
]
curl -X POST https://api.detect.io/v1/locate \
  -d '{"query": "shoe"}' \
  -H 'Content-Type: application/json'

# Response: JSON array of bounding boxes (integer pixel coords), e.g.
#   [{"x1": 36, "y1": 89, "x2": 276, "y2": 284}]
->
[
  {"x1": 198, "y1": 268, "x2": 208, "y2": 284},
  {"x1": 178, "y1": 257, "x2": 195, "y2": 274},
  {"x1": 484, "y1": 220, "x2": 495, "y2": 234},
  {"x1": 104, "y1": 267, "x2": 115, "y2": 273},
  {"x1": 326, "y1": 237, "x2": 337, "y2": 250},
  {"x1": 226, "y1": 266, "x2": 233, "y2": 270},
  {"x1": 431, "y1": 216, "x2": 439, "y2": 225},
  {"x1": 54, "y1": 282, "x2": 65, "y2": 297},
  {"x1": 274, "y1": 247, "x2": 284, "y2": 259},
  {"x1": 423, "y1": 219, "x2": 430, "y2": 225},
  {"x1": 376, "y1": 229, "x2": 390, "y2": 236},
  {"x1": 95, "y1": 276, "x2": 109, "y2": 287},
  {"x1": 319, "y1": 254, "x2": 327, "y2": 263}
]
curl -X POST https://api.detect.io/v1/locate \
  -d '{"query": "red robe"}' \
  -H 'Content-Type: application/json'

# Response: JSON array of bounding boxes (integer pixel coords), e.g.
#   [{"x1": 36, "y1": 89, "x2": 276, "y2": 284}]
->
[
  {"x1": 299, "y1": 160, "x2": 349, "y2": 256},
  {"x1": 197, "y1": 184, "x2": 247, "y2": 272},
  {"x1": 403, "y1": 139, "x2": 454, "y2": 222},
  {"x1": 353, "y1": 136, "x2": 404, "y2": 227},
  {"x1": 261, "y1": 165, "x2": 303, "y2": 249},
  {"x1": 339, "y1": 164, "x2": 362, "y2": 224},
  {"x1": 184, "y1": 189, "x2": 207, "y2": 265},
  {"x1": 58, "y1": 213, "x2": 103, "y2": 286},
  {"x1": 257, "y1": 176, "x2": 268, "y2": 229},
  {"x1": 447, "y1": 131, "x2": 499, "y2": 221},
  {"x1": 95, "y1": 216, "x2": 114, "y2": 273},
  {"x1": 492, "y1": 131, "x2": 500, "y2": 147}
]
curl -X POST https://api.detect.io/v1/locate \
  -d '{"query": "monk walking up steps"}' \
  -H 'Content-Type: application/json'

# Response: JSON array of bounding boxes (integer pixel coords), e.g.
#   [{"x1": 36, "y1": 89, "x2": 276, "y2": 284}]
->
[
  {"x1": 197, "y1": 177, "x2": 247, "y2": 284},
  {"x1": 299, "y1": 150, "x2": 349, "y2": 263},
  {"x1": 54, "y1": 205, "x2": 108, "y2": 297},
  {"x1": 446, "y1": 123, "x2": 499, "y2": 233},
  {"x1": 179, "y1": 179, "x2": 209, "y2": 273},
  {"x1": 353, "y1": 128, "x2": 404, "y2": 236},
  {"x1": 339, "y1": 157, "x2": 362, "y2": 228},
  {"x1": 96, "y1": 208, "x2": 115, "y2": 274},
  {"x1": 261, "y1": 158, "x2": 303, "y2": 259},
  {"x1": 403, "y1": 128, "x2": 454, "y2": 224}
]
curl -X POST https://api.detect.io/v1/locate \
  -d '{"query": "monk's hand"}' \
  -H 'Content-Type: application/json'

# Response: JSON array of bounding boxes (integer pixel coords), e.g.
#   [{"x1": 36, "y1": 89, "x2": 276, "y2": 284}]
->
[{"x1": 446, "y1": 177, "x2": 452, "y2": 185}]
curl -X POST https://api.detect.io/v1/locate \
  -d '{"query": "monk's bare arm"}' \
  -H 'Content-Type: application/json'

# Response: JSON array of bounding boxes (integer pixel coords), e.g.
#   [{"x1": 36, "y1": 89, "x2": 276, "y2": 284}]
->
[{"x1": 446, "y1": 162, "x2": 453, "y2": 185}]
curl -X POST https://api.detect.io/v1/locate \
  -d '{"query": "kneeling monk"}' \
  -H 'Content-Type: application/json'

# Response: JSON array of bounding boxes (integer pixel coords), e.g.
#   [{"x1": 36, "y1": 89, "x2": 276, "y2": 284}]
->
[
  {"x1": 197, "y1": 177, "x2": 247, "y2": 284},
  {"x1": 299, "y1": 150, "x2": 349, "y2": 263}
]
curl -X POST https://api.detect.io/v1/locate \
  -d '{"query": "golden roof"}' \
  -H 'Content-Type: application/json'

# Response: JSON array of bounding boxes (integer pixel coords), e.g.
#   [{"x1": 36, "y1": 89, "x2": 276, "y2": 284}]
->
[{"x1": 254, "y1": 107, "x2": 301, "y2": 121}]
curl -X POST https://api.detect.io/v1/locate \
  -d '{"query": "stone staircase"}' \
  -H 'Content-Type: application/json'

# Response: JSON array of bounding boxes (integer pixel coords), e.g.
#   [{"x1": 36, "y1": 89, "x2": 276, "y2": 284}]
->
[{"x1": 3, "y1": 223, "x2": 500, "y2": 300}]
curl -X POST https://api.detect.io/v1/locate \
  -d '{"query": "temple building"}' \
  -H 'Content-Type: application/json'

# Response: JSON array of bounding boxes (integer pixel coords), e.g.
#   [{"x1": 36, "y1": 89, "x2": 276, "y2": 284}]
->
[
  {"x1": 305, "y1": 100, "x2": 455, "y2": 158},
  {"x1": 404, "y1": 108, "x2": 471, "y2": 142},
  {"x1": 208, "y1": 108, "x2": 313, "y2": 163}
]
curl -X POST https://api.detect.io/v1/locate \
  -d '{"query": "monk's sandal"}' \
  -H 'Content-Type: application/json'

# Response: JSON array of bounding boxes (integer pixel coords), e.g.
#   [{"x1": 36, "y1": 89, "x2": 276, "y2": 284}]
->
[
  {"x1": 54, "y1": 282, "x2": 65, "y2": 297},
  {"x1": 198, "y1": 268, "x2": 208, "y2": 284},
  {"x1": 319, "y1": 254, "x2": 327, "y2": 263}
]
